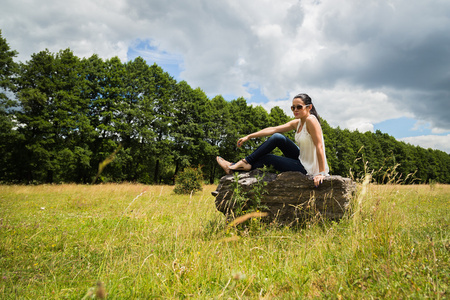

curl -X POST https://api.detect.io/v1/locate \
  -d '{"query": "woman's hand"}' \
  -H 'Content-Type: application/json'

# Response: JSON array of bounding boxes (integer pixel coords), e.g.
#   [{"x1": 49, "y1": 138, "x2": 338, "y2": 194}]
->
[
  {"x1": 237, "y1": 136, "x2": 249, "y2": 148},
  {"x1": 314, "y1": 174, "x2": 325, "y2": 187}
]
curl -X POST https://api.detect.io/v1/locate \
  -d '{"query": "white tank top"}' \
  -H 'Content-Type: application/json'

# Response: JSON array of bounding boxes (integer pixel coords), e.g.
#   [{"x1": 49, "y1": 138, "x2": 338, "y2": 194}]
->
[{"x1": 294, "y1": 115, "x2": 330, "y2": 176}]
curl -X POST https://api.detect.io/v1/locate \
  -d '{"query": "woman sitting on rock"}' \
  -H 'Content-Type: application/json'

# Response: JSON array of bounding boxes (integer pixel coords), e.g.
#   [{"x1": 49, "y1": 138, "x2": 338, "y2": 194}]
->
[{"x1": 216, "y1": 93, "x2": 329, "y2": 187}]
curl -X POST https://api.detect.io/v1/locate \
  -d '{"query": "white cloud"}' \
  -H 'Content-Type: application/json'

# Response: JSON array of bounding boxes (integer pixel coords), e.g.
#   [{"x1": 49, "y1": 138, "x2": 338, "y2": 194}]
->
[
  {"x1": 431, "y1": 127, "x2": 450, "y2": 135},
  {"x1": 353, "y1": 123, "x2": 374, "y2": 133},
  {"x1": 1, "y1": 0, "x2": 135, "y2": 62},
  {"x1": 1, "y1": 0, "x2": 450, "y2": 152},
  {"x1": 400, "y1": 135, "x2": 450, "y2": 154},
  {"x1": 252, "y1": 85, "x2": 410, "y2": 133},
  {"x1": 129, "y1": 40, "x2": 184, "y2": 66}
]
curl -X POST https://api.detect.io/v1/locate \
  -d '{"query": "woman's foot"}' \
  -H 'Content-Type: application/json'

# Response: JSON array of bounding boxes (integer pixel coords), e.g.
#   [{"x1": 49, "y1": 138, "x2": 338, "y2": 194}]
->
[
  {"x1": 216, "y1": 156, "x2": 232, "y2": 174},
  {"x1": 229, "y1": 159, "x2": 252, "y2": 172}
]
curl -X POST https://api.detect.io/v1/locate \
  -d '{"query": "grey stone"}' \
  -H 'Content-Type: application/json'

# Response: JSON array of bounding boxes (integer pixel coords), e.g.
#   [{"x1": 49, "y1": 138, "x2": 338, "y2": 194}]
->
[{"x1": 212, "y1": 170, "x2": 356, "y2": 224}]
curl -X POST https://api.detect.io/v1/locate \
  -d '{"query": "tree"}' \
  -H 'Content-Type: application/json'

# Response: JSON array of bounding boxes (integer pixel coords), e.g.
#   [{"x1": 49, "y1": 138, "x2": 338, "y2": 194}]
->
[
  {"x1": 122, "y1": 57, "x2": 159, "y2": 183},
  {"x1": 205, "y1": 95, "x2": 234, "y2": 180},
  {"x1": 3, "y1": 39, "x2": 450, "y2": 184},
  {"x1": 51, "y1": 49, "x2": 94, "y2": 182},
  {"x1": 13, "y1": 49, "x2": 95, "y2": 182},
  {"x1": 148, "y1": 64, "x2": 177, "y2": 183},
  {"x1": 228, "y1": 97, "x2": 261, "y2": 161},
  {"x1": 269, "y1": 106, "x2": 291, "y2": 127},
  {"x1": 14, "y1": 49, "x2": 59, "y2": 182},
  {"x1": 0, "y1": 29, "x2": 17, "y2": 97},
  {"x1": 0, "y1": 29, "x2": 19, "y2": 182},
  {"x1": 171, "y1": 82, "x2": 212, "y2": 177}
]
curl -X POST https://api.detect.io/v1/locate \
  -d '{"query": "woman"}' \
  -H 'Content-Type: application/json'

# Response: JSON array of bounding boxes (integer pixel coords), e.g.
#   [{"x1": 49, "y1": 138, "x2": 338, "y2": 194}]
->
[{"x1": 216, "y1": 93, "x2": 329, "y2": 187}]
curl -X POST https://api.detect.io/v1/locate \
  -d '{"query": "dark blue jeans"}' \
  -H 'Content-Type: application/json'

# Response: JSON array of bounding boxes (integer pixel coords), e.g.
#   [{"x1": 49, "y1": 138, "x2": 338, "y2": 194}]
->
[{"x1": 245, "y1": 133, "x2": 307, "y2": 174}]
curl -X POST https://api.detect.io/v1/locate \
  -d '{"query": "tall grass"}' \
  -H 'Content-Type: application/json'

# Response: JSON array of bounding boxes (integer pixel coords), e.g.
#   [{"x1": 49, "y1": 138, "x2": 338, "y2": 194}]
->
[{"x1": 0, "y1": 182, "x2": 449, "y2": 299}]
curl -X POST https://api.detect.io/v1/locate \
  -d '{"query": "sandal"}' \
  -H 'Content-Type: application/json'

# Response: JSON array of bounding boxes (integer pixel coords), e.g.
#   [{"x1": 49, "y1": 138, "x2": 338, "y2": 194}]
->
[
  {"x1": 216, "y1": 156, "x2": 232, "y2": 174},
  {"x1": 229, "y1": 159, "x2": 252, "y2": 172}
]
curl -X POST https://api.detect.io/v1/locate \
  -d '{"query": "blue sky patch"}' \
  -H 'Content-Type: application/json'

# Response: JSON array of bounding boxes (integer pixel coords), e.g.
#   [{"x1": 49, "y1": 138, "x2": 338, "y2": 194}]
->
[
  {"x1": 374, "y1": 117, "x2": 449, "y2": 139},
  {"x1": 243, "y1": 84, "x2": 269, "y2": 103},
  {"x1": 127, "y1": 39, "x2": 184, "y2": 80}
]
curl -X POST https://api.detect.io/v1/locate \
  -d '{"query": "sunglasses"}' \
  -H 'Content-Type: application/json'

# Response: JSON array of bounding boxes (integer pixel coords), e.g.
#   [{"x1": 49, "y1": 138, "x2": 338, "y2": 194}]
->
[{"x1": 291, "y1": 104, "x2": 310, "y2": 111}]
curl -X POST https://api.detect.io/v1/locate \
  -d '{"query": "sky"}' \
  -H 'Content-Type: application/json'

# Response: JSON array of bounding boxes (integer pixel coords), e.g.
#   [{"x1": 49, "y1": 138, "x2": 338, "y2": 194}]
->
[{"x1": 1, "y1": 0, "x2": 449, "y2": 153}]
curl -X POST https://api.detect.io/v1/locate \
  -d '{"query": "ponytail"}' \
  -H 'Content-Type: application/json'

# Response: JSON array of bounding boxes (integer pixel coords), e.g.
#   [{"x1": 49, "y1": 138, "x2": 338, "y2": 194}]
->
[{"x1": 293, "y1": 93, "x2": 321, "y2": 124}]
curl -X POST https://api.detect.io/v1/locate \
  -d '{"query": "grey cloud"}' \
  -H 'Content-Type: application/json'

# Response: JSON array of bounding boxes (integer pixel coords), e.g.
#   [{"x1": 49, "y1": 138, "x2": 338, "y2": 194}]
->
[
  {"x1": 295, "y1": 0, "x2": 450, "y2": 130},
  {"x1": 125, "y1": 0, "x2": 256, "y2": 94},
  {"x1": 283, "y1": 1, "x2": 304, "y2": 36},
  {"x1": 314, "y1": 0, "x2": 450, "y2": 90},
  {"x1": 387, "y1": 89, "x2": 450, "y2": 131}
]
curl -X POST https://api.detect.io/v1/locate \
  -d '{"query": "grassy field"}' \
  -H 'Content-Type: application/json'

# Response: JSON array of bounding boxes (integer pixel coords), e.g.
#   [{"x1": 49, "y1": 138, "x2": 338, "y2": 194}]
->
[{"x1": 0, "y1": 182, "x2": 449, "y2": 299}]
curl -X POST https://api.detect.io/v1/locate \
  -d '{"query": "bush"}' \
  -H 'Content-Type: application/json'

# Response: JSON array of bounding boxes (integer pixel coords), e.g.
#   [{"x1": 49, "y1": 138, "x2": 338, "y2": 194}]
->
[{"x1": 173, "y1": 166, "x2": 203, "y2": 194}]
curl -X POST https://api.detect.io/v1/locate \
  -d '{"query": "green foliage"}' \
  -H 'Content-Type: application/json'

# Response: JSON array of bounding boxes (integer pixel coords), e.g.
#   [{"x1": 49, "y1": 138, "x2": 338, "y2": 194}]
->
[
  {"x1": 0, "y1": 29, "x2": 18, "y2": 94},
  {"x1": 173, "y1": 166, "x2": 204, "y2": 194},
  {"x1": 0, "y1": 31, "x2": 449, "y2": 184},
  {"x1": 230, "y1": 170, "x2": 269, "y2": 217},
  {"x1": 0, "y1": 29, "x2": 20, "y2": 182}
]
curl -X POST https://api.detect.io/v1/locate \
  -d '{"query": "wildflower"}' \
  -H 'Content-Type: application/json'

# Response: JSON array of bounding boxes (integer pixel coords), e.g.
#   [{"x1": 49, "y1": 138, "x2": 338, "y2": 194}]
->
[{"x1": 179, "y1": 266, "x2": 187, "y2": 276}]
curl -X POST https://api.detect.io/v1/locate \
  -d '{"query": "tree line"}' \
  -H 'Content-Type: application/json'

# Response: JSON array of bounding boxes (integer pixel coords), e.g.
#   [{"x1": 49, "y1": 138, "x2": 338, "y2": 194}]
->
[{"x1": 1, "y1": 30, "x2": 449, "y2": 184}]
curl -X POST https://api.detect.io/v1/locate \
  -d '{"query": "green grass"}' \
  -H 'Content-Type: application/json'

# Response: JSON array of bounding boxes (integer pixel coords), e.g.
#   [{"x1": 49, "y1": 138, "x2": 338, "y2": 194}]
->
[{"x1": 0, "y1": 182, "x2": 449, "y2": 299}]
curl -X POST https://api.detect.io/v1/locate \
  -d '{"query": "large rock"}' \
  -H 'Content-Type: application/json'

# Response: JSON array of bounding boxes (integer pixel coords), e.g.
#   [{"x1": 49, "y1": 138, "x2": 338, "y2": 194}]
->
[{"x1": 212, "y1": 170, "x2": 356, "y2": 223}]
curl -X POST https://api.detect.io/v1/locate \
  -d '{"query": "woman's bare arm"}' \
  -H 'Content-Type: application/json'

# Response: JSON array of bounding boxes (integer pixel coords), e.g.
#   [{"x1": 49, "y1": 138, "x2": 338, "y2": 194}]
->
[
  {"x1": 306, "y1": 116, "x2": 327, "y2": 186},
  {"x1": 237, "y1": 119, "x2": 299, "y2": 147},
  {"x1": 306, "y1": 117, "x2": 326, "y2": 172}
]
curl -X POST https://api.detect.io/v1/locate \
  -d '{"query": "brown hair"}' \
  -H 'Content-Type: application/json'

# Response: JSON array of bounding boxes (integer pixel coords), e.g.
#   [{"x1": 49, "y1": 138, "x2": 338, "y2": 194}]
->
[{"x1": 293, "y1": 93, "x2": 321, "y2": 124}]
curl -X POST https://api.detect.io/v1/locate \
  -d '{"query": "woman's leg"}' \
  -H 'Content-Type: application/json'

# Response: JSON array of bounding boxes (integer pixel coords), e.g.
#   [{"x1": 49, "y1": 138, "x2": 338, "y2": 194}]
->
[
  {"x1": 245, "y1": 133, "x2": 300, "y2": 165},
  {"x1": 252, "y1": 154, "x2": 307, "y2": 174},
  {"x1": 228, "y1": 133, "x2": 305, "y2": 173}
]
